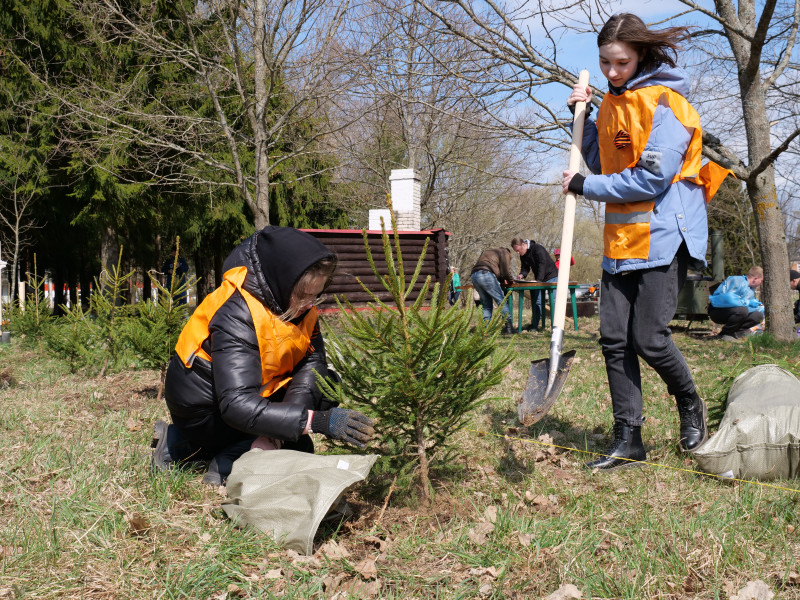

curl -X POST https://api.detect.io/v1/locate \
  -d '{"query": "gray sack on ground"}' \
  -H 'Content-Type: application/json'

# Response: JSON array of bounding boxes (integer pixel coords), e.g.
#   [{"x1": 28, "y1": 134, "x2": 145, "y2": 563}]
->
[
  {"x1": 693, "y1": 364, "x2": 800, "y2": 480},
  {"x1": 222, "y1": 449, "x2": 378, "y2": 555}
]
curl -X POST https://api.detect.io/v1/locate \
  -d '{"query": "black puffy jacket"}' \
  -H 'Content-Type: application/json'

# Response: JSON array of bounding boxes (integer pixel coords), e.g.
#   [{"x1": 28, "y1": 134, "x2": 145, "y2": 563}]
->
[{"x1": 164, "y1": 227, "x2": 336, "y2": 442}]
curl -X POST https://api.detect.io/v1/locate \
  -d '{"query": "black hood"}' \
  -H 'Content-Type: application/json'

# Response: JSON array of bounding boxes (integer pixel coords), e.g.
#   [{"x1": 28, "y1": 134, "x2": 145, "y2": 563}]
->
[{"x1": 222, "y1": 226, "x2": 335, "y2": 314}]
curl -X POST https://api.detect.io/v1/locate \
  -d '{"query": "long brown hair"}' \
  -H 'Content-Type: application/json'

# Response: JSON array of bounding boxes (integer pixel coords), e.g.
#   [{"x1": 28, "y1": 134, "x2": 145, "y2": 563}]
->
[
  {"x1": 281, "y1": 256, "x2": 338, "y2": 321},
  {"x1": 598, "y1": 13, "x2": 691, "y2": 73}
]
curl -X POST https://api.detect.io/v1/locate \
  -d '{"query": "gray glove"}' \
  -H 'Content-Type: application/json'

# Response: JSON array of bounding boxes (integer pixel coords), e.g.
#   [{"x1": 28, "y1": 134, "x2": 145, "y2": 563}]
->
[{"x1": 311, "y1": 408, "x2": 375, "y2": 448}]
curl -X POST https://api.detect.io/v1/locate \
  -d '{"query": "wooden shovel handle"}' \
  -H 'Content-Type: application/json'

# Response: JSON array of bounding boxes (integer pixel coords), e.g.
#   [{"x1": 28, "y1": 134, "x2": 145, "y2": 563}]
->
[{"x1": 552, "y1": 69, "x2": 590, "y2": 331}]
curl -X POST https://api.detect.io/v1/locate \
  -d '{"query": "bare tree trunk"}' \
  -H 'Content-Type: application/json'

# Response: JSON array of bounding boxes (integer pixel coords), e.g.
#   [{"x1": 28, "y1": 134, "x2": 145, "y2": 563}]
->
[
  {"x1": 416, "y1": 420, "x2": 431, "y2": 503},
  {"x1": 194, "y1": 248, "x2": 215, "y2": 304},
  {"x1": 747, "y1": 172, "x2": 794, "y2": 339},
  {"x1": 100, "y1": 227, "x2": 119, "y2": 290},
  {"x1": 253, "y1": 0, "x2": 270, "y2": 229},
  {"x1": 722, "y1": 0, "x2": 796, "y2": 341},
  {"x1": 141, "y1": 267, "x2": 152, "y2": 302}
]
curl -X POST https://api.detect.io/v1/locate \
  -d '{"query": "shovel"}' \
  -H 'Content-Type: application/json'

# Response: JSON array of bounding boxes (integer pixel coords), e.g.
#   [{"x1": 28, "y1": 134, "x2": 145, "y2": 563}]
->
[{"x1": 518, "y1": 69, "x2": 590, "y2": 426}]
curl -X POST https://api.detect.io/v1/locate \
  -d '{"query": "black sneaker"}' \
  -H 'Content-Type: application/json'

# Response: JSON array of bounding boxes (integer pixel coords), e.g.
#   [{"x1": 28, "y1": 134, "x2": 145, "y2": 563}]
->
[
  {"x1": 150, "y1": 420, "x2": 173, "y2": 472},
  {"x1": 150, "y1": 420, "x2": 201, "y2": 473}
]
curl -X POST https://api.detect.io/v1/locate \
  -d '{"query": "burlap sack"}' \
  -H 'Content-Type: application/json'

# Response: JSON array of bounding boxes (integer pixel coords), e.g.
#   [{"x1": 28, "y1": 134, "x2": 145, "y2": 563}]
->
[
  {"x1": 694, "y1": 364, "x2": 800, "y2": 480},
  {"x1": 222, "y1": 449, "x2": 378, "y2": 554}
]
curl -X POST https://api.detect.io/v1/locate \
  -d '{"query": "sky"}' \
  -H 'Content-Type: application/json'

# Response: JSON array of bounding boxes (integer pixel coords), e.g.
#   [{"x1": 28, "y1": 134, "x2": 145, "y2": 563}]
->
[{"x1": 538, "y1": 0, "x2": 715, "y2": 100}]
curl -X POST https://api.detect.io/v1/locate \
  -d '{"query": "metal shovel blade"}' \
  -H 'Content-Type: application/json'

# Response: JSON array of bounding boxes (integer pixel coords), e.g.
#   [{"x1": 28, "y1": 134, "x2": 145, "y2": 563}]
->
[{"x1": 517, "y1": 350, "x2": 576, "y2": 426}]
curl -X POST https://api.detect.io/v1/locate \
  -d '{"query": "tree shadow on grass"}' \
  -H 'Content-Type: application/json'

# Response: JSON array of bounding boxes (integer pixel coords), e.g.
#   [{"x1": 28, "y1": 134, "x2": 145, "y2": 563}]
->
[
  {"x1": 482, "y1": 403, "x2": 602, "y2": 484},
  {"x1": 670, "y1": 321, "x2": 715, "y2": 337}
]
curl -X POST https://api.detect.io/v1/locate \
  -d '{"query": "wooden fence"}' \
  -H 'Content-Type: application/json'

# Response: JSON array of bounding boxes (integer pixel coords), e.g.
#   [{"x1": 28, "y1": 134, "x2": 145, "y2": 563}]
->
[{"x1": 303, "y1": 229, "x2": 450, "y2": 309}]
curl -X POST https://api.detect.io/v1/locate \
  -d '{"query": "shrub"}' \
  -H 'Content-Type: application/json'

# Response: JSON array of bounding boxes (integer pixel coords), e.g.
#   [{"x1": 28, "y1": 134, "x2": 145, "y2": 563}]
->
[
  {"x1": 7, "y1": 256, "x2": 54, "y2": 346},
  {"x1": 43, "y1": 303, "x2": 101, "y2": 373},
  {"x1": 321, "y1": 218, "x2": 513, "y2": 502}
]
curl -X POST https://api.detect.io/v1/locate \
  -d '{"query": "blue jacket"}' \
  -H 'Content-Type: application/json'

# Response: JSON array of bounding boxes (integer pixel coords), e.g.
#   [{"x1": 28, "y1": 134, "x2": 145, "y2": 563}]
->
[
  {"x1": 709, "y1": 275, "x2": 763, "y2": 311},
  {"x1": 579, "y1": 64, "x2": 708, "y2": 274}
]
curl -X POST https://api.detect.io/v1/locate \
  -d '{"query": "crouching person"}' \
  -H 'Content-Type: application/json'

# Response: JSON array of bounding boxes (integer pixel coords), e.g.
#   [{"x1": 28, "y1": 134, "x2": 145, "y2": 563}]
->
[{"x1": 152, "y1": 226, "x2": 375, "y2": 486}]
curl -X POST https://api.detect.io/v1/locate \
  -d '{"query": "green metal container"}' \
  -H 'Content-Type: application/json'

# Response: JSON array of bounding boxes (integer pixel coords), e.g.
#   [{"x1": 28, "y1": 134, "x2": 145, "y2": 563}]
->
[{"x1": 673, "y1": 230, "x2": 724, "y2": 323}]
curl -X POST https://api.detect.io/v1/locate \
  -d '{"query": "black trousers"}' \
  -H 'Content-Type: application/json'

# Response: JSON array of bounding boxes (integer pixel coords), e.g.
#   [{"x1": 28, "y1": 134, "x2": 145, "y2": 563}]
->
[
  {"x1": 708, "y1": 305, "x2": 763, "y2": 337},
  {"x1": 598, "y1": 245, "x2": 695, "y2": 426}
]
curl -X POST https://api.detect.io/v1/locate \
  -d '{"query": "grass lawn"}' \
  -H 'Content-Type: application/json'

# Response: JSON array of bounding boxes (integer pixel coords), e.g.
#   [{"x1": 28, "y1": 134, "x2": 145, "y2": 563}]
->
[{"x1": 1, "y1": 313, "x2": 800, "y2": 599}]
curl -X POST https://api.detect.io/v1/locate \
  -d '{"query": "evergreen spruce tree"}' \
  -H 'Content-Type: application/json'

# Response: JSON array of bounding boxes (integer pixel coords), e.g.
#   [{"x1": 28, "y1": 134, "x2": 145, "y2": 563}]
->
[
  {"x1": 321, "y1": 214, "x2": 513, "y2": 502},
  {"x1": 7, "y1": 255, "x2": 53, "y2": 346},
  {"x1": 90, "y1": 248, "x2": 135, "y2": 375},
  {"x1": 121, "y1": 238, "x2": 196, "y2": 400},
  {"x1": 43, "y1": 302, "x2": 100, "y2": 374}
]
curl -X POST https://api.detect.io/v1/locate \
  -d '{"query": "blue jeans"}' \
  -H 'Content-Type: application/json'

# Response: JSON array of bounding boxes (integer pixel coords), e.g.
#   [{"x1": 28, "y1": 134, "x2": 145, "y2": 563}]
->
[
  {"x1": 530, "y1": 276, "x2": 558, "y2": 326},
  {"x1": 598, "y1": 245, "x2": 696, "y2": 426},
  {"x1": 471, "y1": 270, "x2": 510, "y2": 322}
]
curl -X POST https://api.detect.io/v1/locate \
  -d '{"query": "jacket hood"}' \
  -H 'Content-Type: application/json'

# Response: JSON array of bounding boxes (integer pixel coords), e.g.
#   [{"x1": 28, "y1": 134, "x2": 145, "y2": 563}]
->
[
  {"x1": 222, "y1": 226, "x2": 335, "y2": 315},
  {"x1": 612, "y1": 62, "x2": 691, "y2": 97}
]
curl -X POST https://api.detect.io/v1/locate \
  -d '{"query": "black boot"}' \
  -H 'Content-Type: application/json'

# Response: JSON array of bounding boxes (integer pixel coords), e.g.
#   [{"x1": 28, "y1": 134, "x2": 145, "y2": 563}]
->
[
  {"x1": 676, "y1": 390, "x2": 708, "y2": 452},
  {"x1": 502, "y1": 319, "x2": 517, "y2": 335},
  {"x1": 150, "y1": 419, "x2": 199, "y2": 473},
  {"x1": 202, "y1": 438, "x2": 256, "y2": 486},
  {"x1": 584, "y1": 421, "x2": 646, "y2": 470}
]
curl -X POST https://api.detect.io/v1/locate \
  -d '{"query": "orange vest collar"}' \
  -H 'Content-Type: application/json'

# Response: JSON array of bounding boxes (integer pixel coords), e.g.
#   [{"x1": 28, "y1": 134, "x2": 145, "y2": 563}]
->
[{"x1": 174, "y1": 266, "x2": 318, "y2": 397}]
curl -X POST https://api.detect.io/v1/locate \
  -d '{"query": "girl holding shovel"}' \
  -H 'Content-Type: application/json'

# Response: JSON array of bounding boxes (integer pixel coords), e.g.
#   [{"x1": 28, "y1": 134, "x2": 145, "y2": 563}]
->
[{"x1": 563, "y1": 13, "x2": 730, "y2": 470}]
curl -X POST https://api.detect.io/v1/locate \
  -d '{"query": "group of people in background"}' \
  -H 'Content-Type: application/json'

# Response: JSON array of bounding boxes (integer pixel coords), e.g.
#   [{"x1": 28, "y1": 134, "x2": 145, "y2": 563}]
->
[{"x1": 463, "y1": 237, "x2": 565, "y2": 334}]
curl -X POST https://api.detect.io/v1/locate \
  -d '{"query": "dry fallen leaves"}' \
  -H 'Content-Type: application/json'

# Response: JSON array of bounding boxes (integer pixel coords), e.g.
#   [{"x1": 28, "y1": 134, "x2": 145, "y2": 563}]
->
[
  {"x1": 467, "y1": 522, "x2": 495, "y2": 545},
  {"x1": 328, "y1": 577, "x2": 381, "y2": 599},
  {"x1": 125, "y1": 513, "x2": 151, "y2": 537},
  {"x1": 353, "y1": 557, "x2": 378, "y2": 580},
  {"x1": 316, "y1": 540, "x2": 351, "y2": 560},
  {"x1": 517, "y1": 532, "x2": 535, "y2": 547},
  {"x1": 284, "y1": 549, "x2": 321, "y2": 567},
  {"x1": 543, "y1": 583, "x2": 583, "y2": 600},
  {"x1": 784, "y1": 571, "x2": 800, "y2": 585},
  {"x1": 469, "y1": 566, "x2": 500, "y2": 579},
  {"x1": 729, "y1": 580, "x2": 774, "y2": 600},
  {"x1": 362, "y1": 535, "x2": 391, "y2": 554}
]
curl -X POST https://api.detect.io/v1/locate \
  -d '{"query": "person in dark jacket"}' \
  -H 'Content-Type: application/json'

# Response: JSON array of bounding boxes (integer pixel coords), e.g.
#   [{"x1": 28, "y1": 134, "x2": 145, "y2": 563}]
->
[
  {"x1": 511, "y1": 237, "x2": 558, "y2": 331},
  {"x1": 470, "y1": 247, "x2": 516, "y2": 334},
  {"x1": 791, "y1": 269, "x2": 800, "y2": 325},
  {"x1": 152, "y1": 226, "x2": 375, "y2": 486}
]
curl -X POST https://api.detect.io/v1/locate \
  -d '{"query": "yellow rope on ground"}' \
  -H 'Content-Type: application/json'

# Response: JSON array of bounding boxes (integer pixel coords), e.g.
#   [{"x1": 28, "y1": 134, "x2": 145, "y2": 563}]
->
[{"x1": 468, "y1": 427, "x2": 800, "y2": 494}]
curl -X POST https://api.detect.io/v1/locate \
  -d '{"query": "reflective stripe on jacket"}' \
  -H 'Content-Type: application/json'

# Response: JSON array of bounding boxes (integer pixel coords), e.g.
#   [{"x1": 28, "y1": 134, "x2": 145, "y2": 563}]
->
[
  {"x1": 580, "y1": 64, "x2": 732, "y2": 273},
  {"x1": 175, "y1": 266, "x2": 318, "y2": 398}
]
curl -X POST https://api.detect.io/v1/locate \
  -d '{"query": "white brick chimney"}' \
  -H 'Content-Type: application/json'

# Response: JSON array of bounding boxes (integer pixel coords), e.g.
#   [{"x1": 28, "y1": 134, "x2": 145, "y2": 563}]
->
[
  {"x1": 390, "y1": 169, "x2": 421, "y2": 231},
  {"x1": 368, "y1": 209, "x2": 392, "y2": 230}
]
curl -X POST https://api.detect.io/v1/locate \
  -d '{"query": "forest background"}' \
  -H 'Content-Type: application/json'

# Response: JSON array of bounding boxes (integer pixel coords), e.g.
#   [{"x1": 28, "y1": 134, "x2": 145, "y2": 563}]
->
[{"x1": 1, "y1": 0, "x2": 799, "y2": 338}]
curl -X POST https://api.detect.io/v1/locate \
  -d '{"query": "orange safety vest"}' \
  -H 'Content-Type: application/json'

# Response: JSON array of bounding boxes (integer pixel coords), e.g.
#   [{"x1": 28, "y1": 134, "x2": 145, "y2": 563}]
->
[
  {"x1": 174, "y1": 266, "x2": 318, "y2": 397},
  {"x1": 597, "y1": 86, "x2": 732, "y2": 260}
]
